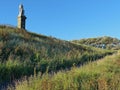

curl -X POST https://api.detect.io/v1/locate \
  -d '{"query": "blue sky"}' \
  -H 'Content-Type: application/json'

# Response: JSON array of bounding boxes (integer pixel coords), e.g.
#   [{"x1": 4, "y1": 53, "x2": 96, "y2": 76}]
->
[{"x1": 0, "y1": 0, "x2": 120, "y2": 40}]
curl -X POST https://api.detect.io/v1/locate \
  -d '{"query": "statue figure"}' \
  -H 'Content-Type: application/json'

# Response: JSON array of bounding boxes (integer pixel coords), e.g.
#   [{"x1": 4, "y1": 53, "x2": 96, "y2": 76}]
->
[
  {"x1": 18, "y1": 4, "x2": 26, "y2": 29},
  {"x1": 18, "y1": 4, "x2": 24, "y2": 16}
]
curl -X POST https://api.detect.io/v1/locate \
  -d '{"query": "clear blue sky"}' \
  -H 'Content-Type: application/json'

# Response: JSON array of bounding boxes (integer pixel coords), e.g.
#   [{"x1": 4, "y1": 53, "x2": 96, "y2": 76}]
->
[{"x1": 0, "y1": 0, "x2": 120, "y2": 40}]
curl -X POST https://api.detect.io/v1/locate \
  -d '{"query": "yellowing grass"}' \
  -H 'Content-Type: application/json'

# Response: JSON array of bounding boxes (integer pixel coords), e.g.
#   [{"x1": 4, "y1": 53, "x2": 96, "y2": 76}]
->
[{"x1": 9, "y1": 52, "x2": 120, "y2": 90}]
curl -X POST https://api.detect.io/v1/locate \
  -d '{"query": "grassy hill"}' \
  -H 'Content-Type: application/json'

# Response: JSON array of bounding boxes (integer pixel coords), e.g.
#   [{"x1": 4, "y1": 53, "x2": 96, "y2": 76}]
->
[
  {"x1": 72, "y1": 36, "x2": 120, "y2": 50},
  {"x1": 0, "y1": 25, "x2": 114, "y2": 87},
  {"x1": 9, "y1": 51, "x2": 120, "y2": 90}
]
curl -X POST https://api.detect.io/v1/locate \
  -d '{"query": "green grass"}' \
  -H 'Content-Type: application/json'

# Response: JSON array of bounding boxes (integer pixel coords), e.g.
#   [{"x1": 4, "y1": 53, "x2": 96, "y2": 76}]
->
[
  {"x1": 0, "y1": 50, "x2": 113, "y2": 84},
  {"x1": 0, "y1": 25, "x2": 114, "y2": 84},
  {"x1": 9, "y1": 51, "x2": 120, "y2": 90}
]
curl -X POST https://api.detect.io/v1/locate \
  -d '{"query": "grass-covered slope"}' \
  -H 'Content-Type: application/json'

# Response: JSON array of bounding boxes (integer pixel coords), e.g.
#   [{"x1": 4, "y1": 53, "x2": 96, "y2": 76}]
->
[
  {"x1": 10, "y1": 51, "x2": 120, "y2": 90},
  {"x1": 0, "y1": 25, "x2": 114, "y2": 84},
  {"x1": 72, "y1": 36, "x2": 120, "y2": 50},
  {"x1": 0, "y1": 25, "x2": 104, "y2": 61}
]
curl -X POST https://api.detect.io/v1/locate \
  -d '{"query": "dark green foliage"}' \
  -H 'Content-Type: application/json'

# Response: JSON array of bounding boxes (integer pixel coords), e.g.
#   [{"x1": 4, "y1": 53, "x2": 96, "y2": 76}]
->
[{"x1": 0, "y1": 60, "x2": 33, "y2": 83}]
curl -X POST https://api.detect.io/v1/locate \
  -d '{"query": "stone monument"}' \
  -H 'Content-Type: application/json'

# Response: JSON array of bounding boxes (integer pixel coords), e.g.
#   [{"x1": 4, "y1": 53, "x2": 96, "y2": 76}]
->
[{"x1": 17, "y1": 4, "x2": 26, "y2": 29}]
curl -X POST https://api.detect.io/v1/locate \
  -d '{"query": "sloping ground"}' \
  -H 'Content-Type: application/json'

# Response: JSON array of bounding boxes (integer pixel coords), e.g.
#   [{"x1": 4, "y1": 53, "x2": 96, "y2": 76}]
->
[
  {"x1": 72, "y1": 36, "x2": 120, "y2": 50},
  {"x1": 0, "y1": 25, "x2": 114, "y2": 86},
  {"x1": 0, "y1": 25, "x2": 107, "y2": 61},
  {"x1": 11, "y1": 51, "x2": 120, "y2": 90}
]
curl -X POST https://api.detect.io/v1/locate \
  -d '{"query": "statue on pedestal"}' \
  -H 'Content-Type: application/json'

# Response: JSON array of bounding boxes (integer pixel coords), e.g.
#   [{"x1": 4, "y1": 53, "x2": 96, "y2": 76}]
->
[{"x1": 17, "y1": 4, "x2": 26, "y2": 29}]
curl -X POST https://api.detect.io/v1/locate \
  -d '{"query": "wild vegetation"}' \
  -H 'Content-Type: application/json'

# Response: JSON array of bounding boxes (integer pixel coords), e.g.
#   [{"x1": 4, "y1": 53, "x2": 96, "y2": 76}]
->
[
  {"x1": 0, "y1": 25, "x2": 114, "y2": 85},
  {"x1": 72, "y1": 36, "x2": 120, "y2": 50},
  {"x1": 8, "y1": 51, "x2": 120, "y2": 90}
]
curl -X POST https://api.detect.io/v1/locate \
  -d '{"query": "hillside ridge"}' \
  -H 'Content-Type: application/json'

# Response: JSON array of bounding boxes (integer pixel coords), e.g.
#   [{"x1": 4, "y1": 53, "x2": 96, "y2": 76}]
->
[
  {"x1": 0, "y1": 25, "x2": 114, "y2": 88},
  {"x1": 72, "y1": 36, "x2": 120, "y2": 50}
]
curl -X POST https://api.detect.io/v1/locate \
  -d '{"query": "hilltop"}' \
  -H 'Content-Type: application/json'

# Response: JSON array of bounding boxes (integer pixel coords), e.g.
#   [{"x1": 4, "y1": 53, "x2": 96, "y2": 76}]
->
[
  {"x1": 0, "y1": 25, "x2": 114, "y2": 87},
  {"x1": 0, "y1": 25, "x2": 113, "y2": 62},
  {"x1": 72, "y1": 36, "x2": 120, "y2": 50},
  {"x1": 0, "y1": 25, "x2": 111, "y2": 62}
]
